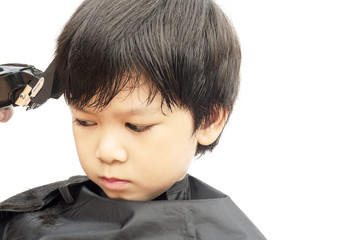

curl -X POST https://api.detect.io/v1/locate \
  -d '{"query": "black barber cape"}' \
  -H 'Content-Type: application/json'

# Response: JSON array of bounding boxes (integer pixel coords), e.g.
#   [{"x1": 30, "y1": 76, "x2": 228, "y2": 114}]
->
[{"x1": 0, "y1": 174, "x2": 266, "y2": 239}]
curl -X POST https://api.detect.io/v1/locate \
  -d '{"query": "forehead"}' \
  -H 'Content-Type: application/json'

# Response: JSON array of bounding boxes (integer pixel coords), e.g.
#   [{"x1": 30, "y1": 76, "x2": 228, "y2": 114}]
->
[{"x1": 70, "y1": 82, "x2": 165, "y2": 116}]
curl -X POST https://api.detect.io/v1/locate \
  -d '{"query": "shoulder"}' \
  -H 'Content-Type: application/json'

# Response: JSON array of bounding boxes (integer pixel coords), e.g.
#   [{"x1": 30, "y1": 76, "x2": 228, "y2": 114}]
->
[
  {"x1": 186, "y1": 175, "x2": 267, "y2": 239},
  {"x1": 187, "y1": 174, "x2": 228, "y2": 199},
  {"x1": 0, "y1": 176, "x2": 89, "y2": 237},
  {"x1": 0, "y1": 175, "x2": 89, "y2": 213}
]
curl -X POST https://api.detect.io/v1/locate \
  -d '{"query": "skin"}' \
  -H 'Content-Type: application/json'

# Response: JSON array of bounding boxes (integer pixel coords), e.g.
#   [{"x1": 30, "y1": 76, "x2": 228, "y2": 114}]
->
[
  {"x1": 0, "y1": 106, "x2": 13, "y2": 123},
  {"x1": 70, "y1": 83, "x2": 226, "y2": 201}
]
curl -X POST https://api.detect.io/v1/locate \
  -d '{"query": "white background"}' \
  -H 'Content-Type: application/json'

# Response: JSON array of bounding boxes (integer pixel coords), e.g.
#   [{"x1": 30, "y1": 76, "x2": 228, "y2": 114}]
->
[{"x1": 1, "y1": 1, "x2": 359, "y2": 239}]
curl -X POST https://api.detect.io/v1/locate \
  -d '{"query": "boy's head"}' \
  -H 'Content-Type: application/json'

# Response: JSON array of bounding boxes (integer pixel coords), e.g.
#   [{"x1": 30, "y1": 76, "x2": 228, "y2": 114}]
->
[{"x1": 54, "y1": 0, "x2": 240, "y2": 200}]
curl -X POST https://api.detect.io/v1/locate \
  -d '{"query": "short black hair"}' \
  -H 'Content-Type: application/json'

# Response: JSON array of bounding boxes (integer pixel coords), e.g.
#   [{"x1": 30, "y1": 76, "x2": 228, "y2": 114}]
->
[{"x1": 54, "y1": 0, "x2": 241, "y2": 155}]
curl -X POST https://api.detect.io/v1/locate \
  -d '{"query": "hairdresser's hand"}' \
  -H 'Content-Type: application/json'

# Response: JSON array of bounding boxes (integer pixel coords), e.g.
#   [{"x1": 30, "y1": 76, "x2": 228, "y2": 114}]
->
[{"x1": 0, "y1": 106, "x2": 13, "y2": 123}]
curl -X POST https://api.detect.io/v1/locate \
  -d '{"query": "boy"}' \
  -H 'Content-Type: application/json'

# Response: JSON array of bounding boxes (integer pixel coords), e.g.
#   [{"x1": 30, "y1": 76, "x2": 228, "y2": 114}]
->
[{"x1": 0, "y1": 0, "x2": 266, "y2": 239}]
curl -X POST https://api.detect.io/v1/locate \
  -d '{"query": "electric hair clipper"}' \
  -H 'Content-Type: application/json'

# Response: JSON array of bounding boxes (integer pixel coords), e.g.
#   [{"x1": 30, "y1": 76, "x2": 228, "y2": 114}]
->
[{"x1": 0, "y1": 60, "x2": 62, "y2": 110}]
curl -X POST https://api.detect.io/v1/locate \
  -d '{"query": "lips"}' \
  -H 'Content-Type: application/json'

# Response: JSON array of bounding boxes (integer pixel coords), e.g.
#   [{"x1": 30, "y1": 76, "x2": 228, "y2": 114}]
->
[{"x1": 101, "y1": 177, "x2": 130, "y2": 190}]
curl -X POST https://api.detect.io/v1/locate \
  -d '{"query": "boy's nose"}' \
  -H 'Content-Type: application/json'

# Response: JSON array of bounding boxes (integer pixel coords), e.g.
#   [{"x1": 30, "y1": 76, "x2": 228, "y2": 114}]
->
[{"x1": 96, "y1": 132, "x2": 128, "y2": 164}]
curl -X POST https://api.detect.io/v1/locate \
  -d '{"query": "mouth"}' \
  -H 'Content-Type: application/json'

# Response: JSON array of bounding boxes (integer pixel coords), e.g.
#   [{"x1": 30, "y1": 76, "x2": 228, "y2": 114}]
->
[{"x1": 100, "y1": 177, "x2": 130, "y2": 190}]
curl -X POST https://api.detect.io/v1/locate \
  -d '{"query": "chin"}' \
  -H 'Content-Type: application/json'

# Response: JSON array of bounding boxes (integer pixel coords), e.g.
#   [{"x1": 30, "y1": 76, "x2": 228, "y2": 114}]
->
[{"x1": 104, "y1": 191, "x2": 149, "y2": 201}]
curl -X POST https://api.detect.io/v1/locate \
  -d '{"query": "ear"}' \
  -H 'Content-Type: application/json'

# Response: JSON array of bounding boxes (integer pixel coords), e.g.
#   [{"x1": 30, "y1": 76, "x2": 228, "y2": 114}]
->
[{"x1": 197, "y1": 108, "x2": 228, "y2": 146}]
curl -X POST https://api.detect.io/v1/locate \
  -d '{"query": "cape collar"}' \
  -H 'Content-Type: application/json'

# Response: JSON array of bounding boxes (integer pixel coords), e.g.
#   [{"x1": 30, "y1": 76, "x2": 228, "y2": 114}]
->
[
  {"x1": 0, "y1": 174, "x2": 227, "y2": 213},
  {"x1": 0, "y1": 174, "x2": 194, "y2": 212}
]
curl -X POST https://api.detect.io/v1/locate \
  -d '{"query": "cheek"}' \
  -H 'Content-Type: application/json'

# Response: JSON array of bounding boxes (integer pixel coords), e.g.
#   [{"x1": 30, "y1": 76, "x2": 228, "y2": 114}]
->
[
  {"x1": 136, "y1": 128, "x2": 197, "y2": 174},
  {"x1": 72, "y1": 128, "x2": 96, "y2": 163}
]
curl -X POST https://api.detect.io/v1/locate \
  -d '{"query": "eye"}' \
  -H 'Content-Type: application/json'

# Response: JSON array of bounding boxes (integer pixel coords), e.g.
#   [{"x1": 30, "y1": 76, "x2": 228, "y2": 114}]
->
[
  {"x1": 125, "y1": 123, "x2": 151, "y2": 133},
  {"x1": 73, "y1": 119, "x2": 97, "y2": 127}
]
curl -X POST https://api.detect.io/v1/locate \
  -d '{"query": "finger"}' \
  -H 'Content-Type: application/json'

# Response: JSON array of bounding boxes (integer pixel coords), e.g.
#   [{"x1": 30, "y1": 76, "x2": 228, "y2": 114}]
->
[{"x1": 0, "y1": 106, "x2": 14, "y2": 123}]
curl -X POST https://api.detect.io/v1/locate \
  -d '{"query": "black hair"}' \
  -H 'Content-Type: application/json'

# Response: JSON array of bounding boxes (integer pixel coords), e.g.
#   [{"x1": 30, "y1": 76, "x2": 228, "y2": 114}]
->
[{"x1": 54, "y1": 0, "x2": 241, "y2": 155}]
